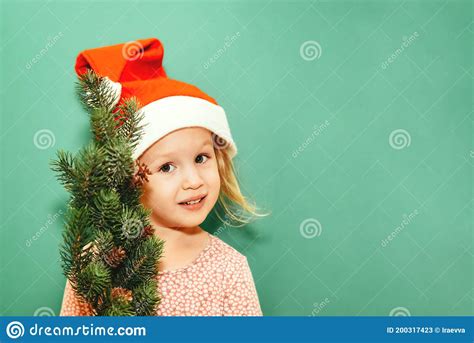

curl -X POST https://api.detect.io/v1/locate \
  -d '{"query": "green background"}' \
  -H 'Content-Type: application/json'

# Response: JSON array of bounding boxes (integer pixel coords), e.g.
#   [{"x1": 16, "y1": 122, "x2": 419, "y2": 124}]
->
[{"x1": 0, "y1": 0, "x2": 472, "y2": 316}]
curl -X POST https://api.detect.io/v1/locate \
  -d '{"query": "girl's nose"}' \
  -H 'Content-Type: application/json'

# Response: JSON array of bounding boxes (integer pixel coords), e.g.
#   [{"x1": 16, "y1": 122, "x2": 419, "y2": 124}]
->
[{"x1": 182, "y1": 166, "x2": 204, "y2": 190}]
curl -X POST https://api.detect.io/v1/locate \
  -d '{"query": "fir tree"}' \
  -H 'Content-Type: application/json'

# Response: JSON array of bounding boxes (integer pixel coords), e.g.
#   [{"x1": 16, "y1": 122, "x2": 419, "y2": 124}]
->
[{"x1": 51, "y1": 70, "x2": 163, "y2": 316}]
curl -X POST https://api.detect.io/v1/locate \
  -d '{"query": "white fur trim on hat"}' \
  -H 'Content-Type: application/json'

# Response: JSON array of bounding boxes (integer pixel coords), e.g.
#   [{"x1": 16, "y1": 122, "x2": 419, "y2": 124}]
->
[{"x1": 133, "y1": 96, "x2": 237, "y2": 160}]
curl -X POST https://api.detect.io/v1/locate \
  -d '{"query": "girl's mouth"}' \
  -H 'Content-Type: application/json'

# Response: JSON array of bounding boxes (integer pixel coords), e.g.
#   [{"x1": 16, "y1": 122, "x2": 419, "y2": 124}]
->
[{"x1": 178, "y1": 195, "x2": 207, "y2": 211}]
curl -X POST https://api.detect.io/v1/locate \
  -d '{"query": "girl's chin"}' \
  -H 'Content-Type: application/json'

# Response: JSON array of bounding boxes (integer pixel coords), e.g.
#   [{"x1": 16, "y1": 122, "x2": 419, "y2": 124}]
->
[
  {"x1": 151, "y1": 201, "x2": 212, "y2": 227},
  {"x1": 176, "y1": 214, "x2": 207, "y2": 225}
]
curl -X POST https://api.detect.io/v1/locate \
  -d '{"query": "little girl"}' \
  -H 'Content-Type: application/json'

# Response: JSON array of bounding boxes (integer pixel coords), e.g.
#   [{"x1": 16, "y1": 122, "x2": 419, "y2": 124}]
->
[{"x1": 59, "y1": 38, "x2": 265, "y2": 316}]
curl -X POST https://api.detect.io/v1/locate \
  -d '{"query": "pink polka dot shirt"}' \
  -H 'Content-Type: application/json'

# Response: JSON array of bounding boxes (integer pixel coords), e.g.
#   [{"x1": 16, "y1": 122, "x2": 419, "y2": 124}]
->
[{"x1": 60, "y1": 233, "x2": 263, "y2": 316}]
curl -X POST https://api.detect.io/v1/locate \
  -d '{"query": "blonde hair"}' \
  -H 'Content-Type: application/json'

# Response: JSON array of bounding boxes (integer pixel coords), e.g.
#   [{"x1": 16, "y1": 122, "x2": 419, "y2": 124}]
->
[{"x1": 213, "y1": 146, "x2": 270, "y2": 227}]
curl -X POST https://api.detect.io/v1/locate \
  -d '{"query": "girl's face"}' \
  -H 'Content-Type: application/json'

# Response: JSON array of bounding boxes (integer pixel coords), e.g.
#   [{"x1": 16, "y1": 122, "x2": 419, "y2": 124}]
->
[{"x1": 138, "y1": 127, "x2": 221, "y2": 229}]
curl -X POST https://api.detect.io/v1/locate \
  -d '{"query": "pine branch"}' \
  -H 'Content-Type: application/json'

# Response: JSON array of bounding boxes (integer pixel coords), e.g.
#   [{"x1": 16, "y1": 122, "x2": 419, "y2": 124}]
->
[
  {"x1": 76, "y1": 69, "x2": 119, "y2": 111},
  {"x1": 71, "y1": 143, "x2": 108, "y2": 208},
  {"x1": 100, "y1": 295, "x2": 135, "y2": 316},
  {"x1": 91, "y1": 189, "x2": 121, "y2": 232},
  {"x1": 102, "y1": 137, "x2": 134, "y2": 189},
  {"x1": 132, "y1": 279, "x2": 160, "y2": 315},
  {"x1": 59, "y1": 206, "x2": 94, "y2": 279},
  {"x1": 50, "y1": 150, "x2": 76, "y2": 193},
  {"x1": 90, "y1": 107, "x2": 117, "y2": 144},
  {"x1": 76, "y1": 260, "x2": 112, "y2": 303},
  {"x1": 52, "y1": 68, "x2": 163, "y2": 316},
  {"x1": 116, "y1": 98, "x2": 146, "y2": 150},
  {"x1": 115, "y1": 236, "x2": 163, "y2": 290}
]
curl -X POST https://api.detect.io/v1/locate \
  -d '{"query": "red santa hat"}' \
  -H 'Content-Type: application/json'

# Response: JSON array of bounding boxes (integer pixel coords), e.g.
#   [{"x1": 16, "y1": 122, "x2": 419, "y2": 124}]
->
[{"x1": 75, "y1": 38, "x2": 237, "y2": 160}]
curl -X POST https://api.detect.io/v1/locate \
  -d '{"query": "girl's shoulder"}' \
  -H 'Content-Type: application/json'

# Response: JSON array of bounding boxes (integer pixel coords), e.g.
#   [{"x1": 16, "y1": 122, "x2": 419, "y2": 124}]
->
[
  {"x1": 207, "y1": 233, "x2": 248, "y2": 267},
  {"x1": 207, "y1": 234, "x2": 258, "y2": 294}
]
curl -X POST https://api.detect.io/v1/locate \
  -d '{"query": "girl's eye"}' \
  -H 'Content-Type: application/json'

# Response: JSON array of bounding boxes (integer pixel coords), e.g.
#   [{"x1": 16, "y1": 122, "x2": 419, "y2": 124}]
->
[
  {"x1": 158, "y1": 154, "x2": 209, "y2": 173},
  {"x1": 159, "y1": 163, "x2": 175, "y2": 173},
  {"x1": 196, "y1": 154, "x2": 209, "y2": 164}
]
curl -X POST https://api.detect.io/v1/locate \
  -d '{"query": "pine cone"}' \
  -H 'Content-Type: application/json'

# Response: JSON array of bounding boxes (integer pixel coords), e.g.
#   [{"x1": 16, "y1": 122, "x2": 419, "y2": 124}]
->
[
  {"x1": 141, "y1": 225, "x2": 155, "y2": 238},
  {"x1": 104, "y1": 246, "x2": 126, "y2": 268},
  {"x1": 111, "y1": 287, "x2": 133, "y2": 302},
  {"x1": 133, "y1": 160, "x2": 151, "y2": 187}
]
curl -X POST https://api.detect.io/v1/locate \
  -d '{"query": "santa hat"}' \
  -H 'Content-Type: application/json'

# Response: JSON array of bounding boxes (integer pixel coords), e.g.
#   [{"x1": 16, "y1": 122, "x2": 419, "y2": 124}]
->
[{"x1": 75, "y1": 38, "x2": 237, "y2": 160}]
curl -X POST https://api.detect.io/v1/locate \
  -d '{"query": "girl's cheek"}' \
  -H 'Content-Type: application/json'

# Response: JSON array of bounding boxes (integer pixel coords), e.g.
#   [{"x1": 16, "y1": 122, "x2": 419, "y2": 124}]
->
[
  {"x1": 205, "y1": 166, "x2": 221, "y2": 189},
  {"x1": 152, "y1": 177, "x2": 180, "y2": 198},
  {"x1": 143, "y1": 176, "x2": 164, "y2": 199}
]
